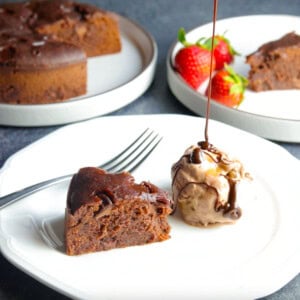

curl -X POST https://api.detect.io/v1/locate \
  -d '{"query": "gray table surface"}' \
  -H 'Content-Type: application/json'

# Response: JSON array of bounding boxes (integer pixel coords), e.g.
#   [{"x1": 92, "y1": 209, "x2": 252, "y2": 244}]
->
[{"x1": 0, "y1": 0, "x2": 299, "y2": 299}]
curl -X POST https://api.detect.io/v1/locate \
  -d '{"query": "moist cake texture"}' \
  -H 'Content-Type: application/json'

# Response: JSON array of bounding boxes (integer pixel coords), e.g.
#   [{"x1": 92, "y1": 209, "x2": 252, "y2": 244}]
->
[
  {"x1": 246, "y1": 32, "x2": 300, "y2": 91},
  {"x1": 65, "y1": 167, "x2": 173, "y2": 255}
]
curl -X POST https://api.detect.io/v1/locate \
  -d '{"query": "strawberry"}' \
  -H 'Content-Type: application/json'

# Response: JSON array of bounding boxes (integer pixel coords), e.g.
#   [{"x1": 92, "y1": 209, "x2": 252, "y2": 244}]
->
[
  {"x1": 174, "y1": 28, "x2": 215, "y2": 89},
  {"x1": 201, "y1": 34, "x2": 240, "y2": 70},
  {"x1": 206, "y1": 64, "x2": 248, "y2": 107}
]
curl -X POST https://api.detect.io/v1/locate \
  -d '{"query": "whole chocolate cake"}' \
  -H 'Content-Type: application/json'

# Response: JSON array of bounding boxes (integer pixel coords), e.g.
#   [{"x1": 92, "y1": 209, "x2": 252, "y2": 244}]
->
[
  {"x1": 246, "y1": 32, "x2": 300, "y2": 91},
  {"x1": 65, "y1": 167, "x2": 173, "y2": 255},
  {"x1": 0, "y1": 0, "x2": 121, "y2": 104}
]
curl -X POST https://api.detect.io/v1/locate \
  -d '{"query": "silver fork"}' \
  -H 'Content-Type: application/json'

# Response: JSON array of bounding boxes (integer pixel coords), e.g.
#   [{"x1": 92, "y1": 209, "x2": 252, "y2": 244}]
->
[{"x1": 0, "y1": 129, "x2": 162, "y2": 209}]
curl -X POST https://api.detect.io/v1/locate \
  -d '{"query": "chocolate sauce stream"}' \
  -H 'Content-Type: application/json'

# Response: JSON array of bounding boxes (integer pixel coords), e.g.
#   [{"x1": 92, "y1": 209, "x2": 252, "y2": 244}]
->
[{"x1": 204, "y1": 0, "x2": 218, "y2": 146}]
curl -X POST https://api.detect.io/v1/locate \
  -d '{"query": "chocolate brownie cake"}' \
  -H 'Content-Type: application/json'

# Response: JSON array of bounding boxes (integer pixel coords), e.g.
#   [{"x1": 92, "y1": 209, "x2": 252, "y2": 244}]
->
[
  {"x1": 0, "y1": 0, "x2": 121, "y2": 104},
  {"x1": 246, "y1": 32, "x2": 300, "y2": 91},
  {"x1": 65, "y1": 167, "x2": 173, "y2": 255}
]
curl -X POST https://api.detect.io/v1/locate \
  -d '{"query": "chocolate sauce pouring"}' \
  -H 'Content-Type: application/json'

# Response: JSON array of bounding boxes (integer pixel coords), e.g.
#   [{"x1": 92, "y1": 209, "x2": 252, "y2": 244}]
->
[
  {"x1": 171, "y1": 0, "x2": 246, "y2": 222},
  {"x1": 201, "y1": 0, "x2": 241, "y2": 219},
  {"x1": 204, "y1": 0, "x2": 218, "y2": 147}
]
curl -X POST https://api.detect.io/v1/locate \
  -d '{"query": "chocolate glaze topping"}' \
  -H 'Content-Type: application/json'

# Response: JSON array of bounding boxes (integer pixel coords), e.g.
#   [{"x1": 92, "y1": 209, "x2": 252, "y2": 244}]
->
[
  {"x1": 0, "y1": 3, "x2": 32, "y2": 35},
  {"x1": 30, "y1": 0, "x2": 104, "y2": 27},
  {"x1": 67, "y1": 167, "x2": 173, "y2": 215},
  {"x1": 0, "y1": 32, "x2": 85, "y2": 70},
  {"x1": 252, "y1": 31, "x2": 300, "y2": 56}
]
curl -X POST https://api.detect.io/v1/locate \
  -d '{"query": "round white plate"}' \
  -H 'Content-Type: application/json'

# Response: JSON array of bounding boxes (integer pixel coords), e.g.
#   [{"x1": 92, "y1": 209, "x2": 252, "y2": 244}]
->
[
  {"x1": 0, "y1": 114, "x2": 299, "y2": 300},
  {"x1": 167, "y1": 15, "x2": 300, "y2": 142},
  {"x1": 0, "y1": 16, "x2": 157, "y2": 127}
]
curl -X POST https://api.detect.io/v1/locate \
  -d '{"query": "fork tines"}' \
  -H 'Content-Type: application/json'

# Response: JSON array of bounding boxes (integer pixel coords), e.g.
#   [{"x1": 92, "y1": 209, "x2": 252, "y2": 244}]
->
[{"x1": 99, "y1": 129, "x2": 162, "y2": 174}]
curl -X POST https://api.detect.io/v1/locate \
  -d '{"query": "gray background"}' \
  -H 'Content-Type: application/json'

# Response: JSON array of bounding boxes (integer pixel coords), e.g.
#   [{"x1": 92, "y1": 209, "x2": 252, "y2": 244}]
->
[{"x1": 0, "y1": 0, "x2": 299, "y2": 299}]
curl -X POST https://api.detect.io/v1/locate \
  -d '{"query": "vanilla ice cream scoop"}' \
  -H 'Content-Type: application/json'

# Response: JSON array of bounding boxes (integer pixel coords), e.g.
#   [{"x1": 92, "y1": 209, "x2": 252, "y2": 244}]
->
[{"x1": 171, "y1": 141, "x2": 250, "y2": 226}]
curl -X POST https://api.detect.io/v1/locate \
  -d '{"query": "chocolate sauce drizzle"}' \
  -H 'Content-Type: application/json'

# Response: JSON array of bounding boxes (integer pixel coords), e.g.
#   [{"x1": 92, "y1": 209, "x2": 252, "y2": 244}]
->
[
  {"x1": 186, "y1": 146, "x2": 240, "y2": 219},
  {"x1": 178, "y1": 147, "x2": 240, "y2": 220},
  {"x1": 171, "y1": 0, "x2": 244, "y2": 221},
  {"x1": 203, "y1": 0, "x2": 218, "y2": 147},
  {"x1": 205, "y1": 0, "x2": 240, "y2": 219}
]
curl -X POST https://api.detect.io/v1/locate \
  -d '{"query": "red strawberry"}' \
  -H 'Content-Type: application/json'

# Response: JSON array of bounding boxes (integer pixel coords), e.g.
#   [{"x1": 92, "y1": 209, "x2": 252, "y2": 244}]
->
[
  {"x1": 206, "y1": 64, "x2": 248, "y2": 107},
  {"x1": 202, "y1": 34, "x2": 240, "y2": 70},
  {"x1": 174, "y1": 28, "x2": 216, "y2": 89}
]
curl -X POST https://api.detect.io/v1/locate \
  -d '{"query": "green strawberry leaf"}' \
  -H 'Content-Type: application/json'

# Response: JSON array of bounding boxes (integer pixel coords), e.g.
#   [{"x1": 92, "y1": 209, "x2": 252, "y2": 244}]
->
[
  {"x1": 178, "y1": 28, "x2": 186, "y2": 44},
  {"x1": 223, "y1": 64, "x2": 248, "y2": 96},
  {"x1": 198, "y1": 37, "x2": 220, "y2": 50},
  {"x1": 177, "y1": 28, "x2": 193, "y2": 47},
  {"x1": 217, "y1": 34, "x2": 240, "y2": 56}
]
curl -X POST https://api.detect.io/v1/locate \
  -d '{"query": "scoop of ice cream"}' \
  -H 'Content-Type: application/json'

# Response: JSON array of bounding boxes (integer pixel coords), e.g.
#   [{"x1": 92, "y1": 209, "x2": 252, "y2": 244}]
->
[{"x1": 171, "y1": 141, "x2": 250, "y2": 226}]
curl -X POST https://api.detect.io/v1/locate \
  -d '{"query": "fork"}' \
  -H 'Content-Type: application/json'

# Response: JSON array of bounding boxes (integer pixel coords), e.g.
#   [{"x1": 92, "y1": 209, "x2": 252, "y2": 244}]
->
[{"x1": 0, "y1": 129, "x2": 162, "y2": 209}]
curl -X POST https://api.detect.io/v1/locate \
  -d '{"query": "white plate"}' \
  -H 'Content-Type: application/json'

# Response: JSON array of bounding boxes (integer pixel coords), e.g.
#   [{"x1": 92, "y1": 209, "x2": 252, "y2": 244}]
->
[
  {"x1": 167, "y1": 15, "x2": 300, "y2": 142},
  {"x1": 0, "y1": 16, "x2": 157, "y2": 127},
  {"x1": 0, "y1": 114, "x2": 299, "y2": 300}
]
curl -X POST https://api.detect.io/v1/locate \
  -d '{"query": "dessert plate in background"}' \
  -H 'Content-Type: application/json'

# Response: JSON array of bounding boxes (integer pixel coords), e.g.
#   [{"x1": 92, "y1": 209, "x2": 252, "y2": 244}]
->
[
  {"x1": 167, "y1": 15, "x2": 300, "y2": 142},
  {"x1": 0, "y1": 15, "x2": 157, "y2": 127},
  {"x1": 0, "y1": 114, "x2": 299, "y2": 300}
]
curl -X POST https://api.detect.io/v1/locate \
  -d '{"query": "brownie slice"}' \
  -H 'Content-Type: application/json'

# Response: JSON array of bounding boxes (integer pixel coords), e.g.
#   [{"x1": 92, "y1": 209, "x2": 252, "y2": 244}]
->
[
  {"x1": 65, "y1": 167, "x2": 173, "y2": 255},
  {"x1": 246, "y1": 32, "x2": 300, "y2": 91}
]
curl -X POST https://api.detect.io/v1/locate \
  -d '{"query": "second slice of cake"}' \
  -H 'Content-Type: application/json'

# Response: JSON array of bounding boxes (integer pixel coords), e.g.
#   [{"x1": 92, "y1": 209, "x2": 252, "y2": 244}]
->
[{"x1": 246, "y1": 32, "x2": 300, "y2": 91}]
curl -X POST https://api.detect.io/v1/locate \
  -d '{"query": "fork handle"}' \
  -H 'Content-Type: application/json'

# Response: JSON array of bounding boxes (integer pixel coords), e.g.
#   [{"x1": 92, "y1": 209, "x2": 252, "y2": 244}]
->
[{"x1": 0, "y1": 174, "x2": 72, "y2": 209}]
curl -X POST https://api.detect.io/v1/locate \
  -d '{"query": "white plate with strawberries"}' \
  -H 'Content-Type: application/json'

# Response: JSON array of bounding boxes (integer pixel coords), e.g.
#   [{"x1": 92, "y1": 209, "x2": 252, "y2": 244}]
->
[{"x1": 167, "y1": 14, "x2": 300, "y2": 142}]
